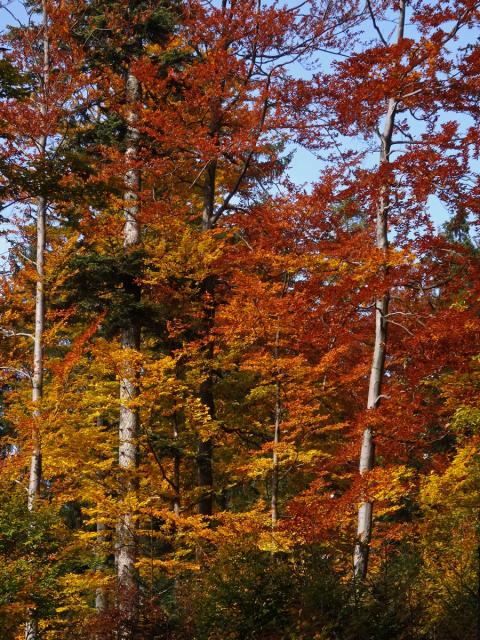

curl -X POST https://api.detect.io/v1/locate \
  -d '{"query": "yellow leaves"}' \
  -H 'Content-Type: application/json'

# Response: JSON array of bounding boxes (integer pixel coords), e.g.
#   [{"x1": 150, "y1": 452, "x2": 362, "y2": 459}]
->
[
  {"x1": 145, "y1": 35, "x2": 188, "y2": 59},
  {"x1": 347, "y1": 246, "x2": 415, "y2": 286},
  {"x1": 360, "y1": 464, "x2": 415, "y2": 517},
  {"x1": 258, "y1": 528, "x2": 295, "y2": 553},
  {"x1": 144, "y1": 226, "x2": 227, "y2": 286},
  {"x1": 420, "y1": 442, "x2": 480, "y2": 512},
  {"x1": 451, "y1": 406, "x2": 480, "y2": 435},
  {"x1": 185, "y1": 396, "x2": 218, "y2": 439},
  {"x1": 297, "y1": 448, "x2": 331, "y2": 465},
  {"x1": 142, "y1": 352, "x2": 220, "y2": 436},
  {"x1": 56, "y1": 571, "x2": 113, "y2": 615},
  {"x1": 136, "y1": 556, "x2": 199, "y2": 577},
  {"x1": 245, "y1": 384, "x2": 274, "y2": 404},
  {"x1": 417, "y1": 442, "x2": 480, "y2": 629},
  {"x1": 239, "y1": 440, "x2": 328, "y2": 484},
  {"x1": 449, "y1": 300, "x2": 468, "y2": 311},
  {"x1": 240, "y1": 456, "x2": 273, "y2": 480}
]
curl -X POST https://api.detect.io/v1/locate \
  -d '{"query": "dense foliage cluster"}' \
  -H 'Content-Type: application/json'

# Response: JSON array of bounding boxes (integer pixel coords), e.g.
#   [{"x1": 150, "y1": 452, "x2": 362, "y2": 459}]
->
[{"x1": 0, "y1": 1, "x2": 479, "y2": 638}]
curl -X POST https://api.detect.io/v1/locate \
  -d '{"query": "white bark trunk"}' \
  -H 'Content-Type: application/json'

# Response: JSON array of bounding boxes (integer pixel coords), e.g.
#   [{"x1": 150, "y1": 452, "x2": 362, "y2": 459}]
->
[
  {"x1": 27, "y1": 194, "x2": 46, "y2": 511},
  {"x1": 24, "y1": 619, "x2": 38, "y2": 640},
  {"x1": 25, "y1": 3, "x2": 48, "y2": 638},
  {"x1": 116, "y1": 67, "x2": 140, "y2": 640},
  {"x1": 27, "y1": 0, "x2": 49, "y2": 514},
  {"x1": 353, "y1": 0, "x2": 405, "y2": 583}
]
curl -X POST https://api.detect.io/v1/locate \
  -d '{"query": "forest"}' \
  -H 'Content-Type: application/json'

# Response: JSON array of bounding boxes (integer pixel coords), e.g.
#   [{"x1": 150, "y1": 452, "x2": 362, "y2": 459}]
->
[{"x1": 0, "y1": 0, "x2": 479, "y2": 638}]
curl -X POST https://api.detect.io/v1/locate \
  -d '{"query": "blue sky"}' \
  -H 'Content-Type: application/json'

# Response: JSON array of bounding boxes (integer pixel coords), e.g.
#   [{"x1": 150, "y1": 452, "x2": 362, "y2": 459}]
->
[{"x1": 281, "y1": 2, "x2": 479, "y2": 232}]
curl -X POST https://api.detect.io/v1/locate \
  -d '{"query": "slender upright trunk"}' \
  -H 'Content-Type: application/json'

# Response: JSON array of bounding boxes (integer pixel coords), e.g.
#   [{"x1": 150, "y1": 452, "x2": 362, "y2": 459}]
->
[
  {"x1": 25, "y1": 4, "x2": 48, "y2": 639},
  {"x1": 271, "y1": 274, "x2": 288, "y2": 530},
  {"x1": 173, "y1": 414, "x2": 181, "y2": 516},
  {"x1": 353, "y1": 0, "x2": 405, "y2": 583},
  {"x1": 95, "y1": 417, "x2": 107, "y2": 621},
  {"x1": 271, "y1": 379, "x2": 281, "y2": 529},
  {"x1": 27, "y1": 191, "x2": 46, "y2": 512},
  {"x1": 271, "y1": 324, "x2": 283, "y2": 529},
  {"x1": 24, "y1": 196, "x2": 45, "y2": 638},
  {"x1": 197, "y1": 340, "x2": 214, "y2": 516},
  {"x1": 196, "y1": 160, "x2": 217, "y2": 517},
  {"x1": 116, "y1": 67, "x2": 141, "y2": 640},
  {"x1": 95, "y1": 520, "x2": 107, "y2": 614}
]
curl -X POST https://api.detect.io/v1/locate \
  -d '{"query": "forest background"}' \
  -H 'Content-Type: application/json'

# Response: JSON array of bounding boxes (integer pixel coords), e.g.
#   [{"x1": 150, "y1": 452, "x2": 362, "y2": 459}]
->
[{"x1": 0, "y1": 1, "x2": 479, "y2": 639}]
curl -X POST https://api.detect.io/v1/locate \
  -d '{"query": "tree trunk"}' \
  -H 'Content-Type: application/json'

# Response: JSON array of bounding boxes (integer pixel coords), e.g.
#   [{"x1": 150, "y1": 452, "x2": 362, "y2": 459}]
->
[
  {"x1": 353, "y1": 0, "x2": 405, "y2": 583},
  {"x1": 196, "y1": 161, "x2": 217, "y2": 517},
  {"x1": 116, "y1": 67, "x2": 141, "y2": 640},
  {"x1": 271, "y1": 379, "x2": 281, "y2": 529},
  {"x1": 27, "y1": 196, "x2": 45, "y2": 511},
  {"x1": 25, "y1": 3, "x2": 48, "y2": 638},
  {"x1": 197, "y1": 340, "x2": 214, "y2": 516},
  {"x1": 271, "y1": 324, "x2": 283, "y2": 529},
  {"x1": 95, "y1": 417, "x2": 108, "y2": 622},
  {"x1": 95, "y1": 520, "x2": 108, "y2": 615},
  {"x1": 173, "y1": 413, "x2": 181, "y2": 516},
  {"x1": 24, "y1": 194, "x2": 46, "y2": 640}
]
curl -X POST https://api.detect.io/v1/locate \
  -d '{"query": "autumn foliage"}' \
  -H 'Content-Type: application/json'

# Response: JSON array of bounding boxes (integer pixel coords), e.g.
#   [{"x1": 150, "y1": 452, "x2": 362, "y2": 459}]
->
[{"x1": 0, "y1": 1, "x2": 479, "y2": 639}]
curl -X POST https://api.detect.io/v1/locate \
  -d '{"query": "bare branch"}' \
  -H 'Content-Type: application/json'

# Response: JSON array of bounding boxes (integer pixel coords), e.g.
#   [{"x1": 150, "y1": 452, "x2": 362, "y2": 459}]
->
[
  {"x1": 0, "y1": 366, "x2": 32, "y2": 380},
  {"x1": 365, "y1": 0, "x2": 388, "y2": 46},
  {"x1": 0, "y1": 328, "x2": 35, "y2": 340}
]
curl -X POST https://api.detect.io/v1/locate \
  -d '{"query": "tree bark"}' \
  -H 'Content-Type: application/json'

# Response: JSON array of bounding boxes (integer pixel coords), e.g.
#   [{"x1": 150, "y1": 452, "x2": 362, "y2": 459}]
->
[
  {"x1": 27, "y1": 195, "x2": 45, "y2": 511},
  {"x1": 24, "y1": 194, "x2": 46, "y2": 640},
  {"x1": 116, "y1": 66, "x2": 141, "y2": 640},
  {"x1": 271, "y1": 379, "x2": 281, "y2": 529},
  {"x1": 173, "y1": 413, "x2": 181, "y2": 516},
  {"x1": 353, "y1": 0, "x2": 405, "y2": 583},
  {"x1": 25, "y1": 3, "x2": 48, "y2": 638},
  {"x1": 95, "y1": 417, "x2": 108, "y2": 622},
  {"x1": 197, "y1": 339, "x2": 215, "y2": 516},
  {"x1": 195, "y1": 160, "x2": 218, "y2": 518},
  {"x1": 271, "y1": 323, "x2": 283, "y2": 529},
  {"x1": 95, "y1": 520, "x2": 108, "y2": 615}
]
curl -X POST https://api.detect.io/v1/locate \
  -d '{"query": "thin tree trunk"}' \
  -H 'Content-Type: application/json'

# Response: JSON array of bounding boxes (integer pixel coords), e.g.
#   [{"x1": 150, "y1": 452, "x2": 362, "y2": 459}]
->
[
  {"x1": 271, "y1": 274, "x2": 288, "y2": 530},
  {"x1": 196, "y1": 160, "x2": 217, "y2": 517},
  {"x1": 271, "y1": 323, "x2": 283, "y2": 529},
  {"x1": 173, "y1": 413, "x2": 181, "y2": 516},
  {"x1": 95, "y1": 520, "x2": 108, "y2": 614},
  {"x1": 198, "y1": 340, "x2": 214, "y2": 516},
  {"x1": 25, "y1": 3, "x2": 48, "y2": 638},
  {"x1": 353, "y1": 0, "x2": 405, "y2": 583},
  {"x1": 95, "y1": 416, "x2": 107, "y2": 621},
  {"x1": 271, "y1": 378, "x2": 281, "y2": 529},
  {"x1": 27, "y1": 192, "x2": 45, "y2": 511},
  {"x1": 116, "y1": 67, "x2": 141, "y2": 640}
]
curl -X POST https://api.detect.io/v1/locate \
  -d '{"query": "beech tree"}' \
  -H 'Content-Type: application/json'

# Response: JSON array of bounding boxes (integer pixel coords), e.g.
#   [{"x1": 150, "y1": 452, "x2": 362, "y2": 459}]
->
[
  {"x1": 0, "y1": 1, "x2": 91, "y2": 636},
  {"x1": 305, "y1": 0, "x2": 480, "y2": 581}
]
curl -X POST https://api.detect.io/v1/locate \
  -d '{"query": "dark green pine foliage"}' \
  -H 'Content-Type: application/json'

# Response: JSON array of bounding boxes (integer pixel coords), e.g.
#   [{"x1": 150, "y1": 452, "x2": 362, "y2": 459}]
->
[{"x1": 53, "y1": 0, "x2": 184, "y2": 336}]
